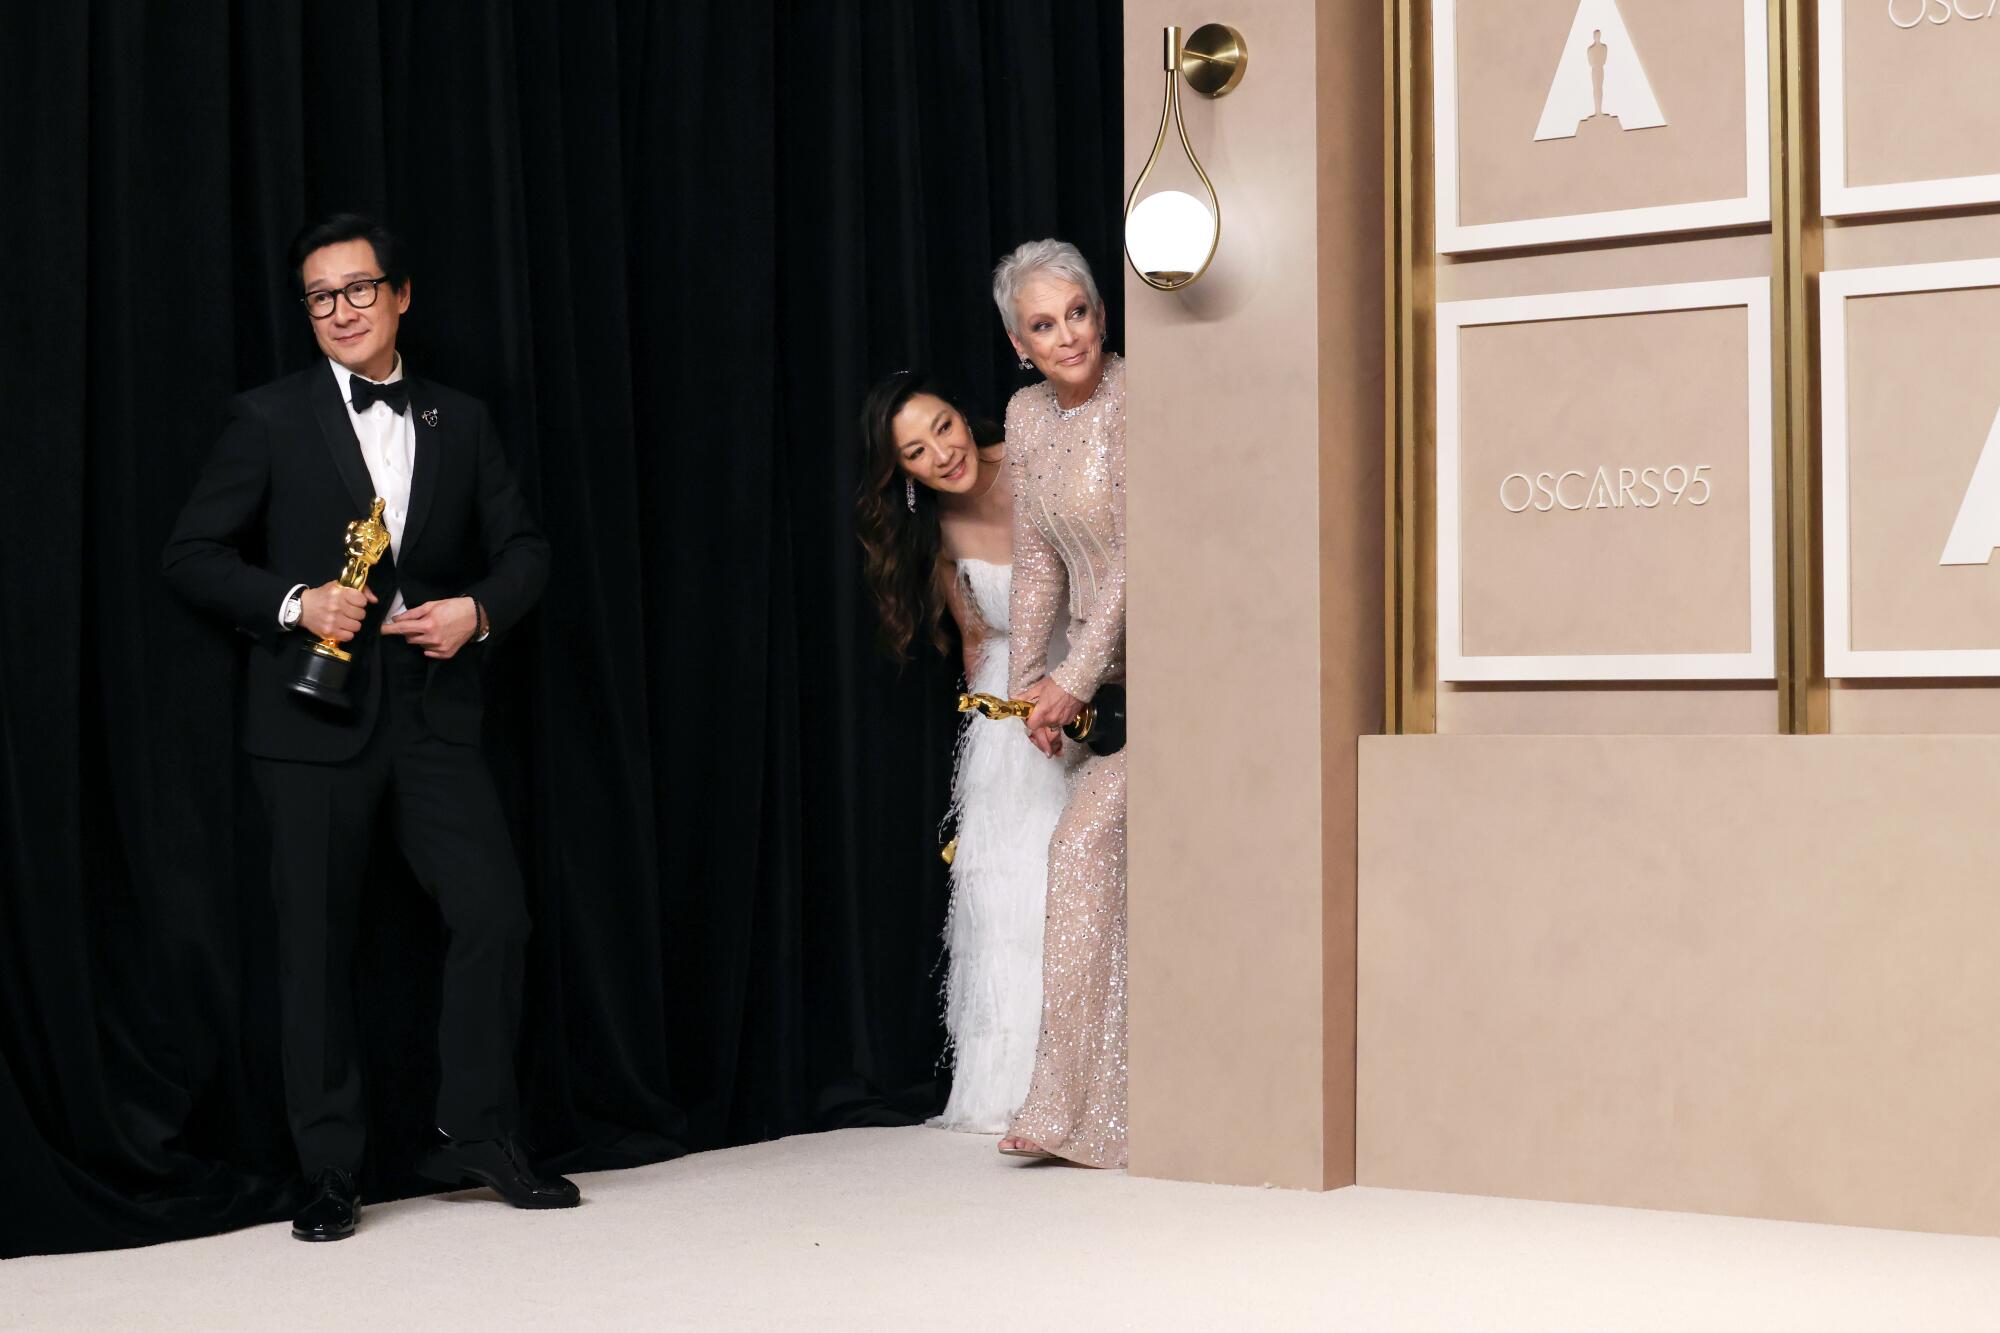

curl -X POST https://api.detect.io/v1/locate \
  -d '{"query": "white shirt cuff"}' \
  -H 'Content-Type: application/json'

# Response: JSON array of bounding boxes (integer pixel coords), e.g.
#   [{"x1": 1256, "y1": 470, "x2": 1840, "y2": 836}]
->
[{"x1": 278, "y1": 583, "x2": 308, "y2": 630}]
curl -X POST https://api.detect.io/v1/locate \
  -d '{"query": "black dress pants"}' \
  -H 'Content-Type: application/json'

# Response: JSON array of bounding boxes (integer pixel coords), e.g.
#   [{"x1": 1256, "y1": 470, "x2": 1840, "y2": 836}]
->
[{"x1": 252, "y1": 638, "x2": 528, "y2": 1175}]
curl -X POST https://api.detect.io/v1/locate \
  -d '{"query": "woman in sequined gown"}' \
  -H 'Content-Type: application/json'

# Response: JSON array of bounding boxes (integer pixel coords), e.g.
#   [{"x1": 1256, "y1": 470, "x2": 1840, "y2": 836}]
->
[
  {"x1": 855, "y1": 370, "x2": 1075, "y2": 1134},
  {"x1": 989, "y1": 239, "x2": 1128, "y2": 1169}
]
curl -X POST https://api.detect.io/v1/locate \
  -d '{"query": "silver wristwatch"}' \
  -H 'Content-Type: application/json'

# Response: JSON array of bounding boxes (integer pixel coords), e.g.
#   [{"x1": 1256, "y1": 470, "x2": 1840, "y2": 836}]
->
[{"x1": 280, "y1": 587, "x2": 305, "y2": 631}]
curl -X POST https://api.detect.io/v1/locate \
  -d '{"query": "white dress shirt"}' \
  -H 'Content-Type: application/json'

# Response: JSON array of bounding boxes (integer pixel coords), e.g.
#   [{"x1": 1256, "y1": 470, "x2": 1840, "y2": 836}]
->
[{"x1": 330, "y1": 356, "x2": 416, "y2": 619}]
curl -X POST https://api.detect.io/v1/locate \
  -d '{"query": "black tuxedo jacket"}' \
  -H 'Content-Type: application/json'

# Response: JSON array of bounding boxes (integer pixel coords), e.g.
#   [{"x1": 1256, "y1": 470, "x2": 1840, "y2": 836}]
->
[{"x1": 163, "y1": 363, "x2": 549, "y2": 762}]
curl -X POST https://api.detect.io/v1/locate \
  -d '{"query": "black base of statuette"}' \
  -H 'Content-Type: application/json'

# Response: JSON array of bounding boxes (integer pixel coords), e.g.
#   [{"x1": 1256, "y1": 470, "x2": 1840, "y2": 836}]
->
[
  {"x1": 1066, "y1": 682, "x2": 1126, "y2": 757},
  {"x1": 289, "y1": 643, "x2": 355, "y2": 709}
]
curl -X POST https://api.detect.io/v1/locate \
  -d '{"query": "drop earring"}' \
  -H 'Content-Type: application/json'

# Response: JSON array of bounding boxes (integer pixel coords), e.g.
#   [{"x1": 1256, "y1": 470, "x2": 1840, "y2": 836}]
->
[
  {"x1": 906, "y1": 478, "x2": 917, "y2": 512},
  {"x1": 1018, "y1": 355, "x2": 1033, "y2": 370}
]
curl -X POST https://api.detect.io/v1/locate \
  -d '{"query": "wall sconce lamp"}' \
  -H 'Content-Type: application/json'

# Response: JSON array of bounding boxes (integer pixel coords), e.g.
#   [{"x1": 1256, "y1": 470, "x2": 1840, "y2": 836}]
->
[{"x1": 1123, "y1": 23, "x2": 1248, "y2": 291}]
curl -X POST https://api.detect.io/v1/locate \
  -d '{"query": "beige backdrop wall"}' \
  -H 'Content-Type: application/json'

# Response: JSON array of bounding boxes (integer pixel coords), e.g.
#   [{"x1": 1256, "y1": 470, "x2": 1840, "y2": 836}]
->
[
  {"x1": 1425, "y1": 0, "x2": 1779, "y2": 732},
  {"x1": 1436, "y1": 231, "x2": 1779, "y2": 732},
  {"x1": 1359, "y1": 734, "x2": 2000, "y2": 1237},
  {"x1": 1123, "y1": 0, "x2": 1382, "y2": 1190},
  {"x1": 1824, "y1": 217, "x2": 2000, "y2": 730},
  {"x1": 1450, "y1": 0, "x2": 1752, "y2": 228},
  {"x1": 1455, "y1": 305, "x2": 1755, "y2": 659},
  {"x1": 1362, "y1": 0, "x2": 2000, "y2": 1244},
  {"x1": 1842, "y1": 284, "x2": 2000, "y2": 653},
  {"x1": 1838, "y1": 0, "x2": 2000, "y2": 191}
]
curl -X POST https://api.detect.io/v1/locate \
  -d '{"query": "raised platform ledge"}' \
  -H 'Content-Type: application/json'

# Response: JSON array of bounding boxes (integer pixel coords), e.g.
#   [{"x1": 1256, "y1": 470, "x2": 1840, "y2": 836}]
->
[{"x1": 1359, "y1": 733, "x2": 2000, "y2": 1237}]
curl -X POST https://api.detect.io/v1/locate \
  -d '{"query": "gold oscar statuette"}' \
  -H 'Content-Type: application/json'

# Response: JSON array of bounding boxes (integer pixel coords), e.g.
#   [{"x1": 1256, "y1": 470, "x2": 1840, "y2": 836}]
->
[
  {"x1": 956, "y1": 682, "x2": 1126, "y2": 758},
  {"x1": 287, "y1": 497, "x2": 393, "y2": 709}
]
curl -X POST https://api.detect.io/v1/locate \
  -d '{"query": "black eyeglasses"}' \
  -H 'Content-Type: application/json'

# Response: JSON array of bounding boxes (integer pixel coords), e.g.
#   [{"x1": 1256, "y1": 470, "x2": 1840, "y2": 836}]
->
[{"x1": 302, "y1": 276, "x2": 392, "y2": 319}]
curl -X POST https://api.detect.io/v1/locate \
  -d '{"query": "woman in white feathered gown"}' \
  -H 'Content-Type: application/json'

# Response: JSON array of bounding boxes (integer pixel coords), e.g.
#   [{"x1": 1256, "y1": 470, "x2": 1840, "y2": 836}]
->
[{"x1": 856, "y1": 370, "x2": 1073, "y2": 1133}]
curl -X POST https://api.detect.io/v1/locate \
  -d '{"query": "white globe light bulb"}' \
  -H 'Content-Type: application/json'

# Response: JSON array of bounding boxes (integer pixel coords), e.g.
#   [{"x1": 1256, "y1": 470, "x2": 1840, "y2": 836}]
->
[{"x1": 1124, "y1": 190, "x2": 1216, "y2": 284}]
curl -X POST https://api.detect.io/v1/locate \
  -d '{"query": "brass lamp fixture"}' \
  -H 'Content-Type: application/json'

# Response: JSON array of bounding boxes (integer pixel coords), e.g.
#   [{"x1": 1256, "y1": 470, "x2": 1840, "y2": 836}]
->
[{"x1": 1123, "y1": 23, "x2": 1248, "y2": 291}]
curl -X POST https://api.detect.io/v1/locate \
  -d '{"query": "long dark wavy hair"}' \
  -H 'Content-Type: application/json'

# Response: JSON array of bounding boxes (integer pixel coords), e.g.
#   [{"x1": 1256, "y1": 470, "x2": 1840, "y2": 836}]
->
[{"x1": 855, "y1": 369, "x2": 1003, "y2": 664}]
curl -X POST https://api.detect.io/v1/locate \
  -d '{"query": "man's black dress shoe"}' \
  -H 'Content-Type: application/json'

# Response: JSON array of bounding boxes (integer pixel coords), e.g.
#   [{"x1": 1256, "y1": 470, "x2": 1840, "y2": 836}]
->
[
  {"x1": 417, "y1": 1131, "x2": 581, "y2": 1209},
  {"x1": 292, "y1": 1166, "x2": 360, "y2": 1242}
]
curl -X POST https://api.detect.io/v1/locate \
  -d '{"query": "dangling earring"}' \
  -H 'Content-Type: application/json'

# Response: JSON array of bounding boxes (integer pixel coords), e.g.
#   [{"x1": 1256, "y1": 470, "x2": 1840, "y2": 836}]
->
[
  {"x1": 1018, "y1": 355, "x2": 1033, "y2": 370},
  {"x1": 905, "y1": 478, "x2": 917, "y2": 512}
]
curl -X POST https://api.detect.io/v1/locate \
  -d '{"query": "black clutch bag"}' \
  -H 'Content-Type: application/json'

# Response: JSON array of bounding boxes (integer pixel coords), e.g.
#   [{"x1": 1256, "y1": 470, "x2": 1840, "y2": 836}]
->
[{"x1": 1064, "y1": 682, "x2": 1125, "y2": 756}]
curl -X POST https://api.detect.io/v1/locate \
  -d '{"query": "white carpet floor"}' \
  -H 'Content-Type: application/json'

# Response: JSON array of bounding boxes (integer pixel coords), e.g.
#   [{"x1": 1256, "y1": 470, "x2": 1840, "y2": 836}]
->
[{"x1": 9, "y1": 1126, "x2": 2000, "y2": 1331}]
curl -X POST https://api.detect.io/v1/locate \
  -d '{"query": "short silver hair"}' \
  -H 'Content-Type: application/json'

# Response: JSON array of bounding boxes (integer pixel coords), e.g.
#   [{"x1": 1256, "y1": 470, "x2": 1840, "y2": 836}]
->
[{"x1": 991, "y1": 238, "x2": 1104, "y2": 340}]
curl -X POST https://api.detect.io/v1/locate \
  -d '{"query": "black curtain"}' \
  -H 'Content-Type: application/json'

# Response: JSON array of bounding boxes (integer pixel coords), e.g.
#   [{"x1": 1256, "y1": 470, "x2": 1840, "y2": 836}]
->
[{"x1": 0, "y1": 0, "x2": 1122, "y2": 1258}]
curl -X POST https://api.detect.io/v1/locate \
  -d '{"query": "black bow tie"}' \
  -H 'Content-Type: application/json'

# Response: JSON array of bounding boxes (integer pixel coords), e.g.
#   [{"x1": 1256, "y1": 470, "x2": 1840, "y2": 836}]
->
[{"x1": 349, "y1": 377, "x2": 410, "y2": 415}]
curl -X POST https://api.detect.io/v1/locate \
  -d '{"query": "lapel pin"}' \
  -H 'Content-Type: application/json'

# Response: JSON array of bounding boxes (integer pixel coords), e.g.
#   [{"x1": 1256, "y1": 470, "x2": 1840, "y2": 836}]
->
[{"x1": 421, "y1": 407, "x2": 440, "y2": 428}]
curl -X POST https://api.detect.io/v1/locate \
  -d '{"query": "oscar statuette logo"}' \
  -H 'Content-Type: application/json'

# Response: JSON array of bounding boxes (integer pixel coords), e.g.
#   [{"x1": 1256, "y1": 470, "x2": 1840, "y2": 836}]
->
[
  {"x1": 1533, "y1": 0, "x2": 1666, "y2": 142},
  {"x1": 288, "y1": 497, "x2": 392, "y2": 708},
  {"x1": 957, "y1": 683, "x2": 1127, "y2": 758}
]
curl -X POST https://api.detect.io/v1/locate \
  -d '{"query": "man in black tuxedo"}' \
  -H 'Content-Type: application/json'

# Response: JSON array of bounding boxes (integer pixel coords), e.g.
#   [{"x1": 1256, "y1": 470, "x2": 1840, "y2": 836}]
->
[{"x1": 163, "y1": 213, "x2": 577, "y2": 1241}]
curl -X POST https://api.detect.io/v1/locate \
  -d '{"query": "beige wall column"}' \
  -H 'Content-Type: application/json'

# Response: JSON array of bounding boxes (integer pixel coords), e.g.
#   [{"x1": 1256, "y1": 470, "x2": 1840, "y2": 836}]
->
[{"x1": 1124, "y1": 0, "x2": 1382, "y2": 1189}]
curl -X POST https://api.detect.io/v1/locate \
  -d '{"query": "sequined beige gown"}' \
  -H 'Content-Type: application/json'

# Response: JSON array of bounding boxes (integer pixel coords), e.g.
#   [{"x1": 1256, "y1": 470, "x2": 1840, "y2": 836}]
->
[{"x1": 1003, "y1": 354, "x2": 1127, "y2": 1168}]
